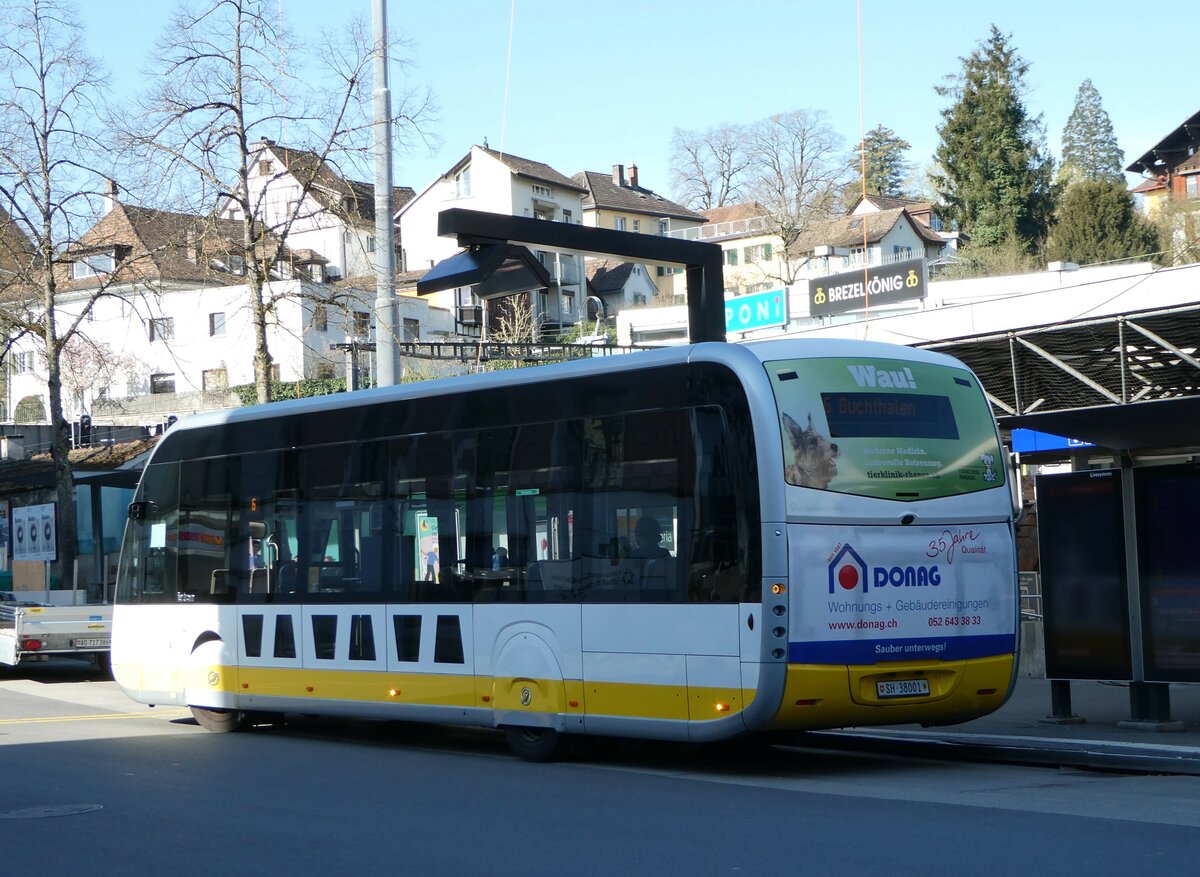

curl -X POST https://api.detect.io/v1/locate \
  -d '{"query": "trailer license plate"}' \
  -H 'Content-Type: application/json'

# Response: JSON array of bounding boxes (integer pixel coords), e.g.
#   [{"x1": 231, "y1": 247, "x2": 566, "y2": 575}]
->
[
  {"x1": 73, "y1": 638, "x2": 110, "y2": 648},
  {"x1": 877, "y1": 679, "x2": 929, "y2": 699}
]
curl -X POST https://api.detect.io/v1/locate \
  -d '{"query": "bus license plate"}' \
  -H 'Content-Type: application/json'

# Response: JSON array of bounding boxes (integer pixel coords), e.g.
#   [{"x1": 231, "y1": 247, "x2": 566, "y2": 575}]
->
[
  {"x1": 877, "y1": 679, "x2": 929, "y2": 699},
  {"x1": 73, "y1": 638, "x2": 110, "y2": 648}
]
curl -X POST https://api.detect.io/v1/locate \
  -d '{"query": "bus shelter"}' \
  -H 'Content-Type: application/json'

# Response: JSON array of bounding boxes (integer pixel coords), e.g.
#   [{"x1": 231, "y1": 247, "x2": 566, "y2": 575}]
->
[{"x1": 1001, "y1": 398, "x2": 1200, "y2": 729}]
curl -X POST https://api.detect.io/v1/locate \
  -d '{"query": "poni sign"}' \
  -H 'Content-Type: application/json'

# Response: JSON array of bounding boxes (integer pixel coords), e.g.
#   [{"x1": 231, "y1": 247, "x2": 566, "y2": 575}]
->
[
  {"x1": 808, "y1": 258, "x2": 926, "y2": 317},
  {"x1": 724, "y1": 288, "x2": 787, "y2": 333}
]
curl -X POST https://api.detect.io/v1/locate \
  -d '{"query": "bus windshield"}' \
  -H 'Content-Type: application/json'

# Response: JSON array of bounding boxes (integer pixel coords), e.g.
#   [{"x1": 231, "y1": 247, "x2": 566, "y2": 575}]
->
[{"x1": 765, "y1": 356, "x2": 1004, "y2": 500}]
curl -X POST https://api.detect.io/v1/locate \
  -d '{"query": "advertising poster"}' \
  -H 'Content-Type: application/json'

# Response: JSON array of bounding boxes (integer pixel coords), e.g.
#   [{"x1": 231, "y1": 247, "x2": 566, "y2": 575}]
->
[
  {"x1": 1136, "y1": 464, "x2": 1200, "y2": 682},
  {"x1": 765, "y1": 356, "x2": 1005, "y2": 501},
  {"x1": 0, "y1": 499, "x2": 8, "y2": 571},
  {"x1": 1037, "y1": 470, "x2": 1132, "y2": 681},
  {"x1": 417, "y1": 513, "x2": 439, "y2": 582},
  {"x1": 12, "y1": 502, "x2": 57, "y2": 563},
  {"x1": 789, "y1": 521, "x2": 1017, "y2": 664}
]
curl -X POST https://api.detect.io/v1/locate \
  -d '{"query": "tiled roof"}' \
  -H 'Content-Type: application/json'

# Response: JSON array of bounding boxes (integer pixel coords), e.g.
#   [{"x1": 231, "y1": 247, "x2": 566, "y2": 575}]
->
[
  {"x1": 1131, "y1": 177, "x2": 1168, "y2": 193},
  {"x1": 571, "y1": 171, "x2": 705, "y2": 222},
  {"x1": 850, "y1": 193, "x2": 932, "y2": 213},
  {"x1": 795, "y1": 208, "x2": 944, "y2": 251},
  {"x1": 704, "y1": 203, "x2": 769, "y2": 224},
  {"x1": 460, "y1": 146, "x2": 587, "y2": 192},
  {"x1": 585, "y1": 258, "x2": 636, "y2": 293},
  {"x1": 255, "y1": 141, "x2": 416, "y2": 227},
  {"x1": 1176, "y1": 152, "x2": 1200, "y2": 174},
  {"x1": 0, "y1": 205, "x2": 37, "y2": 297},
  {"x1": 59, "y1": 202, "x2": 307, "y2": 289}
]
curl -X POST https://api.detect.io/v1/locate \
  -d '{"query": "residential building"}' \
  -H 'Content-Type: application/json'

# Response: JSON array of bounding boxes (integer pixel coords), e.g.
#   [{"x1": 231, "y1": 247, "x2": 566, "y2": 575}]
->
[
  {"x1": 1127, "y1": 110, "x2": 1200, "y2": 207},
  {"x1": 572, "y1": 164, "x2": 706, "y2": 299},
  {"x1": 585, "y1": 259, "x2": 659, "y2": 315},
  {"x1": 6, "y1": 189, "x2": 444, "y2": 429},
  {"x1": 398, "y1": 145, "x2": 589, "y2": 336},
  {"x1": 217, "y1": 138, "x2": 416, "y2": 283}
]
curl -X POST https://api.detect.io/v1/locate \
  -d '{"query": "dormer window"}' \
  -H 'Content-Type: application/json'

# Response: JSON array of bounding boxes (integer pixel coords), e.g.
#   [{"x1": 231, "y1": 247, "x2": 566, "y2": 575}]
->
[
  {"x1": 72, "y1": 252, "x2": 115, "y2": 279},
  {"x1": 454, "y1": 166, "x2": 471, "y2": 198}
]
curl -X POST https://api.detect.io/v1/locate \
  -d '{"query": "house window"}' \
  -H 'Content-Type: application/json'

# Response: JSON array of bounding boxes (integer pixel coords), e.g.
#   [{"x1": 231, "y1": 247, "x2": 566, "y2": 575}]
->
[
  {"x1": 354, "y1": 311, "x2": 370, "y2": 337},
  {"x1": 1187, "y1": 175, "x2": 1199, "y2": 199},
  {"x1": 454, "y1": 166, "x2": 471, "y2": 198},
  {"x1": 658, "y1": 221, "x2": 668, "y2": 236},
  {"x1": 270, "y1": 364, "x2": 280, "y2": 382},
  {"x1": 150, "y1": 373, "x2": 176, "y2": 395},
  {"x1": 725, "y1": 249, "x2": 738, "y2": 266},
  {"x1": 209, "y1": 312, "x2": 226, "y2": 337},
  {"x1": 633, "y1": 293, "x2": 647, "y2": 305},
  {"x1": 227, "y1": 254, "x2": 245, "y2": 275},
  {"x1": 402, "y1": 318, "x2": 419, "y2": 342},
  {"x1": 258, "y1": 160, "x2": 274, "y2": 175},
  {"x1": 202, "y1": 368, "x2": 228, "y2": 393},
  {"x1": 149, "y1": 317, "x2": 174, "y2": 342},
  {"x1": 314, "y1": 305, "x2": 328, "y2": 332},
  {"x1": 743, "y1": 246, "x2": 755, "y2": 263},
  {"x1": 763, "y1": 243, "x2": 773, "y2": 259},
  {"x1": 633, "y1": 219, "x2": 641, "y2": 233},
  {"x1": 72, "y1": 252, "x2": 115, "y2": 279},
  {"x1": 367, "y1": 236, "x2": 377, "y2": 253},
  {"x1": 562, "y1": 209, "x2": 573, "y2": 224},
  {"x1": 532, "y1": 184, "x2": 552, "y2": 197},
  {"x1": 614, "y1": 217, "x2": 627, "y2": 231},
  {"x1": 893, "y1": 245, "x2": 913, "y2": 259}
]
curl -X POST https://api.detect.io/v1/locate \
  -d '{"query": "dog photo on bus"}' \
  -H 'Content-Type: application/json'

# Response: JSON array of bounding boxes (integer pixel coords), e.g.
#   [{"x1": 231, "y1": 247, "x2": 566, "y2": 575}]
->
[{"x1": 782, "y1": 412, "x2": 839, "y2": 489}]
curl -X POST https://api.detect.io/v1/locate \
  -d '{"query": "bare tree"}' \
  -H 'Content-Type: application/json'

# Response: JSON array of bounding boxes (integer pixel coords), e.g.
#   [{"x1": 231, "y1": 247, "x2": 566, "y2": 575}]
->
[
  {"x1": 114, "y1": 0, "x2": 434, "y2": 404},
  {"x1": 0, "y1": 0, "x2": 115, "y2": 581},
  {"x1": 59, "y1": 334, "x2": 144, "y2": 417},
  {"x1": 744, "y1": 109, "x2": 850, "y2": 284},
  {"x1": 669, "y1": 123, "x2": 751, "y2": 211}
]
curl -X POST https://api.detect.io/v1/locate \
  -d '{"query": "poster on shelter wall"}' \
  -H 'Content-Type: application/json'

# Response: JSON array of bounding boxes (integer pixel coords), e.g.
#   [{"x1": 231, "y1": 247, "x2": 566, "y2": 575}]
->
[
  {"x1": 12, "y1": 502, "x2": 57, "y2": 563},
  {"x1": 0, "y1": 499, "x2": 8, "y2": 572}
]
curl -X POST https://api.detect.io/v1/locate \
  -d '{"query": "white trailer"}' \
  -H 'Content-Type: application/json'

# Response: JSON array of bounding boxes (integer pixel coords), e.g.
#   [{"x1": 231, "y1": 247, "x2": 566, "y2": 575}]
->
[{"x1": 0, "y1": 597, "x2": 112, "y2": 671}]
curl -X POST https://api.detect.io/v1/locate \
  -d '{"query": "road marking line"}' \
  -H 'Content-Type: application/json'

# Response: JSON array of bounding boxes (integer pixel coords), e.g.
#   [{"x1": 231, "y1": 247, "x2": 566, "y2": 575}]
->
[{"x1": 0, "y1": 711, "x2": 190, "y2": 726}]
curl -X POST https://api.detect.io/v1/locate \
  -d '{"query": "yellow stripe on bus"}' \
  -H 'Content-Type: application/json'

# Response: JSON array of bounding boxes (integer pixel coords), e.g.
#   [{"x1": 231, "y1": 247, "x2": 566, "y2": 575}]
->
[{"x1": 191, "y1": 664, "x2": 754, "y2": 722}]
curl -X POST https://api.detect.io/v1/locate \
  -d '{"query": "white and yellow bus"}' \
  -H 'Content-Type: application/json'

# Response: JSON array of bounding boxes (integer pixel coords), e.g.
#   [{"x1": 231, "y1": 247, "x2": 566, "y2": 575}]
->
[{"x1": 113, "y1": 338, "x2": 1020, "y2": 760}]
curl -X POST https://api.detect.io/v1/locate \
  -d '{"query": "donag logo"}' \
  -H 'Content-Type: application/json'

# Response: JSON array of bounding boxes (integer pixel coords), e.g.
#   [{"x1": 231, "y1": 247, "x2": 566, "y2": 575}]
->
[
  {"x1": 829, "y1": 544, "x2": 868, "y2": 594},
  {"x1": 828, "y1": 542, "x2": 943, "y2": 594}
]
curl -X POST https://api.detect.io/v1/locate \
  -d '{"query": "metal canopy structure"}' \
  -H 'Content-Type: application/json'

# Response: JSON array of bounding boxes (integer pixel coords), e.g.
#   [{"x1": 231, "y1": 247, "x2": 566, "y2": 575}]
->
[
  {"x1": 916, "y1": 302, "x2": 1200, "y2": 453},
  {"x1": 418, "y1": 243, "x2": 552, "y2": 300},
  {"x1": 417, "y1": 208, "x2": 726, "y2": 343}
]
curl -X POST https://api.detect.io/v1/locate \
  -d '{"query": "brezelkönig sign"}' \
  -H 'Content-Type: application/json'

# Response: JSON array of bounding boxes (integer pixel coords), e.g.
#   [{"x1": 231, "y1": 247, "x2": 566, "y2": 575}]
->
[{"x1": 808, "y1": 258, "x2": 927, "y2": 317}]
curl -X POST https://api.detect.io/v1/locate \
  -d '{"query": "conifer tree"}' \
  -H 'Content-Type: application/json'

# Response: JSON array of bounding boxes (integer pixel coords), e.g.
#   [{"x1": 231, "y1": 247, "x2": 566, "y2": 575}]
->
[
  {"x1": 1060, "y1": 79, "x2": 1125, "y2": 185},
  {"x1": 1046, "y1": 179, "x2": 1159, "y2": 265},
  {"x1": 932, "y1": 26, "x2": 1056, "y2": 249},
  {"x1": 858, "y1": 125, "x2": 911, "y2": 198}
]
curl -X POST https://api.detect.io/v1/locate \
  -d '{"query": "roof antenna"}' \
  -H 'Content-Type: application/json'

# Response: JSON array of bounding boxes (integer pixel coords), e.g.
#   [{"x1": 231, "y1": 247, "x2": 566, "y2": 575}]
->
[{"x1": 498, "y1": 0, "x2": 516, "y2": 160}]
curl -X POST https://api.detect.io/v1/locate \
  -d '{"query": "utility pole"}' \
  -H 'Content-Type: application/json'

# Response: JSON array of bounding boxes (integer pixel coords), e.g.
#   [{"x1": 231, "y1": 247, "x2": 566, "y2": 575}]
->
[{"x1": 372, "y1": 0, "x2": 398, "y2": 386}]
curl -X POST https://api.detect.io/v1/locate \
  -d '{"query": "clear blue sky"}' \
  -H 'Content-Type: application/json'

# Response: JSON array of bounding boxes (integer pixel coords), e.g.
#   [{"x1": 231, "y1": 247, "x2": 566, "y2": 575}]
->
[{"x1": 75, "y1": 0, "x2": 1181, "y2": 199}]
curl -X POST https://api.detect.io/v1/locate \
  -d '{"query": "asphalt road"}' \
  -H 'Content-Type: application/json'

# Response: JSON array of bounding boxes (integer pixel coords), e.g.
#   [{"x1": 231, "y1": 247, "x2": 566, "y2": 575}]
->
[{"x1": 2, "y1": 658, "x2": 1198, "y2": 876}]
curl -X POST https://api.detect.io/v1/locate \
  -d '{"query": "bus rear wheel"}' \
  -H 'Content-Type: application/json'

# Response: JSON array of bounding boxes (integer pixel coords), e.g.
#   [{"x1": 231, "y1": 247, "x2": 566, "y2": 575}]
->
[
  {"x1": 190, "y1": 706, "x2": 250, "y2": 732},
  {"x1": 504, "y1": 726, "x2": 563, "y2": 762}
]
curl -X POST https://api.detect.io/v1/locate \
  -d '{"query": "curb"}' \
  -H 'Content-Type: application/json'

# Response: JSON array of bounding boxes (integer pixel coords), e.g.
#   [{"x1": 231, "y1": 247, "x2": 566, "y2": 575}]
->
[{"x1": 785, "y1": 728, "x2": 1200, "y2": 776}]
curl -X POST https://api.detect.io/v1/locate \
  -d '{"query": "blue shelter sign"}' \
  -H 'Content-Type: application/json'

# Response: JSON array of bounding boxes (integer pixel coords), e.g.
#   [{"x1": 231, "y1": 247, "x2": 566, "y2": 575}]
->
[{"x1": 725, "y1": 288, "x2": 787, "y2": 333}]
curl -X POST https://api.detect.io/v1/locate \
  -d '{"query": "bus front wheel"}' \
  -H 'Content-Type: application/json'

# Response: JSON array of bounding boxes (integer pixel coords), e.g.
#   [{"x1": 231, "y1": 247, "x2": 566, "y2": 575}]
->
[
  {"x1": 190, "y1": 706, "x2": 250, "y2": 732},
  {"x1": 504, "y1": 726, "x2": 563, "y2": 762}
]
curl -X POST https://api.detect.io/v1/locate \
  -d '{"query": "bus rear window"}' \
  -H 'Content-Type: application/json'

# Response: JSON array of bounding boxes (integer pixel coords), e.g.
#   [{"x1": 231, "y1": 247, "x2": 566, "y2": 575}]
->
[
  {"x1": 766, "y1": 356, "x2": 1003, "y2": 501},
  {"x1": 821, "y1": 392, "x2": 959, "y2": 440}
]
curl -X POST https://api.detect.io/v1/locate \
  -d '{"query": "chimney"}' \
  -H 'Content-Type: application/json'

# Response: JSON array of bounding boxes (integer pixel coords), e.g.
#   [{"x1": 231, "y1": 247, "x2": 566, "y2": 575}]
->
[
  {"x1": 612, "y1": 164, "x2": 625, "y2": 187},
  {"x1": 629, "y1": 164, "x2": 639, "y2": 189},
  {"x1": 103, "y1": 179, "x2": 119, "y2": 215}
]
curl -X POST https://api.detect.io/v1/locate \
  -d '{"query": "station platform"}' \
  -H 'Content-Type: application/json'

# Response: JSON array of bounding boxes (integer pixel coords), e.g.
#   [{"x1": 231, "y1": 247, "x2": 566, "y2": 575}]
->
[{"x1": 810, "y1": 675, "x2": 1200, "y2": 774}]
